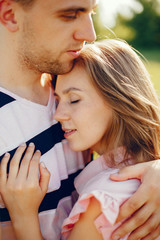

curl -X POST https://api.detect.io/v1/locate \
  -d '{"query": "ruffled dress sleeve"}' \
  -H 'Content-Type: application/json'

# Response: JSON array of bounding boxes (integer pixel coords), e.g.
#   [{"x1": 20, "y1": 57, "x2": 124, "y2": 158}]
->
[{"x1": 61, "y1": 156, "x2": 141, "y2": 240}]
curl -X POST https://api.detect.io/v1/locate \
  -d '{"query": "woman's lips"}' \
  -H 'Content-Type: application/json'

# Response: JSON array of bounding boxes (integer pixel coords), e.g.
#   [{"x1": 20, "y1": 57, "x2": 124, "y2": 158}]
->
[{"x1": 63, "y1": 129, "x2": 77, "y2": 138}]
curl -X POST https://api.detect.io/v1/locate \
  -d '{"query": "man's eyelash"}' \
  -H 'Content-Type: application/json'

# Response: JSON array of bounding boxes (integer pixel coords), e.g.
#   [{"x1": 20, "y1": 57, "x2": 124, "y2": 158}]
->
[
  {"x1": 62, "y1": 15, "x2": 76, "y2": 19},
  {"x1": 91, "y1": 10, "x2": 96, "y2": 15},
  {"x1": 61, "y1": 10, "x2": 79, "y2": 19}
]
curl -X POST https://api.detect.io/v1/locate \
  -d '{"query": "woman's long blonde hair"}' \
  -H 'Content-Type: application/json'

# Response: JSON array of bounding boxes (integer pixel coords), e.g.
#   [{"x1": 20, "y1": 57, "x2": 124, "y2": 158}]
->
[{"x1": 76, "y1": 39, "x2": 160, "y2": 163}]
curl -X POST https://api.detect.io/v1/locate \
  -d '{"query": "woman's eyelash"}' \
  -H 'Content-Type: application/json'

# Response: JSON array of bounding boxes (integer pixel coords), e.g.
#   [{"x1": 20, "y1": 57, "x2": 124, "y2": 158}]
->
[
  {"x1": 71, "y1": 100, "x2": 80, "y2": 104},
  {"x1": 55, "y1": 99, "x2": 59, "y2": 108}
]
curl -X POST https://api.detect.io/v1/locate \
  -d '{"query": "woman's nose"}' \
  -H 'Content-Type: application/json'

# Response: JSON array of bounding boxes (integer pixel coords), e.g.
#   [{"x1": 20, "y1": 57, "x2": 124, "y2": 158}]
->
[{"x1": 54, "y1": 103, "x2": 70, "y2": 122}]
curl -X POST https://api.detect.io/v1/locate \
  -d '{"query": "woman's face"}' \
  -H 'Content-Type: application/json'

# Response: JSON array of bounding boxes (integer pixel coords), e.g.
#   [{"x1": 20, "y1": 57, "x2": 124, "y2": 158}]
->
[{"x1": 54, "y1": 64, "x2": 113, "y2": 154}]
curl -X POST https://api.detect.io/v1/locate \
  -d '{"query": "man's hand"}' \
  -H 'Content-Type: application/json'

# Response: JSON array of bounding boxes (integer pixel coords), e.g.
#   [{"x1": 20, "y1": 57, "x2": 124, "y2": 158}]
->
[{"x1": 110, "y1": 160, "x2": 160, "y2": 240}]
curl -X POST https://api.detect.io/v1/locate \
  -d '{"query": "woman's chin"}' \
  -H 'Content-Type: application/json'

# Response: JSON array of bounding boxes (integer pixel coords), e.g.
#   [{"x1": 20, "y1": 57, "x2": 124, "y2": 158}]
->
[{"x1": 69, "y1": 143, "x2": 86, "y2": 152}]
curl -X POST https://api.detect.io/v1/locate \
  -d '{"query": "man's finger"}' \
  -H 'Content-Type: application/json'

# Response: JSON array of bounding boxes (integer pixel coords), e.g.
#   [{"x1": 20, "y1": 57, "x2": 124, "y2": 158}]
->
[
  {"x1": 116, "y1": 184, "x2": 149, "y2": 222},
  {"x1": 128, "y1": 211, "x2": 160, "y2": 240},
  {"x1": 112, "y1": 203, "x2": 154, "y2": 240},
  {"x1": 110, "y1": 162, "x2": 150, "y2": 181},
  {"x1": 141, "y1": 224, "x2": 160, "y2": 240}
]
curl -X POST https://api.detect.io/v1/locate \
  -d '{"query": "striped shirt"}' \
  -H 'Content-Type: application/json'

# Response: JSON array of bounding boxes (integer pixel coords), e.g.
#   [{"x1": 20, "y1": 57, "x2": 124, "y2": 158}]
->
[{"x1": 0, "y1": 87, "x2": 89, "y2": 240}]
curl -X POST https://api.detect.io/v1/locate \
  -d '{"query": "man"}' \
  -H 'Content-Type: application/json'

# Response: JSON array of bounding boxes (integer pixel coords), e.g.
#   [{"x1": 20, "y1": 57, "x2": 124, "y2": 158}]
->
[
  {"x1": 0, "y1": 0, "x2": 97, "y2": 239},
  {"x1": 0, "y1": 0, "x2": 160, "y2": 240}
]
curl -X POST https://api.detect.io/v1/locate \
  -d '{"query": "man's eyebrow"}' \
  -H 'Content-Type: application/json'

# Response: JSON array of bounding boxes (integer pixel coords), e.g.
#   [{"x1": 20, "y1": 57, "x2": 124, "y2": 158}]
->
[
  {"x1": 57, "y1": 7, "x2": 87, "y2": 13},
  {"x1": 56, "y1": 3, "x2": 98, "y2": 14},
  {"x1": 56, "y1": 7, "x2": 87, "y2": 14}
]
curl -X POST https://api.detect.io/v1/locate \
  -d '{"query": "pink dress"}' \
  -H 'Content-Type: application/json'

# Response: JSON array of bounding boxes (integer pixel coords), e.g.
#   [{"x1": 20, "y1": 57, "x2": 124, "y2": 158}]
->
[{"x1": 61, "y1": 148, "x2": 141, "y2": 240}]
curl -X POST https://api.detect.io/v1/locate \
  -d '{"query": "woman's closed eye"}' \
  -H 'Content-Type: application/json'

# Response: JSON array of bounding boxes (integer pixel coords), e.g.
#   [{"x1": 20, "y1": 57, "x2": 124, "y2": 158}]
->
[
  {"x1": 70, "y1": 99, "x2": 80, "y2": 104},
  {"x1": 55, "y1": 98, "x2": 59, "y2": 109}
]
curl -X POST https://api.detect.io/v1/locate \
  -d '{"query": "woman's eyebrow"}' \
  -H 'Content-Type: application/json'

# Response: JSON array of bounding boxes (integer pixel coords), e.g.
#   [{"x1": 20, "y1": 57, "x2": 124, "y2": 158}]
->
[
  {"x1": 63, "y1": 87, "x2": 82, "y2": 94},
  {"x1": 54, "y1": 87, "x2": 82, "y2": 97}
]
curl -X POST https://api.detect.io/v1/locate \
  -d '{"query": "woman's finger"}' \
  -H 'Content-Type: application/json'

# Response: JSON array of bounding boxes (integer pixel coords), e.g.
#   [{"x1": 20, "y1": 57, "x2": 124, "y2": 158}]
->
[
  {"x1": 27, "y1": 150, "x2": 41, "y2": 182},
  {"x1": 0, "y1": 153, "x2": 10, "y2": 185},
  {"x1": 39, "y1": 162, "x2": 50, "y2": 194},
  {"x1": 17, "y1": 143, "x2": 35, "y2": 179},
  {"x1": 8, "y1": 143, "x2": 26, "y2": 180}
]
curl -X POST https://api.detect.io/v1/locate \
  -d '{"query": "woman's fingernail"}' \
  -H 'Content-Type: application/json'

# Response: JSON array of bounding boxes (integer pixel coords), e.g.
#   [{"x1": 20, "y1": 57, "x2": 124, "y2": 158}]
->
[
  {"x1": 20, "y1": 142, "x2": 26, "y2": 147},
  {"x1": 29, "y1": 142, "x2": 34, "y2": 147},
  {"x1": 40, "y1": 162, "x2": 46, "y2": 168},
  {"x1": 4, "y1": 152, "x2": 10, "y2": 157}
]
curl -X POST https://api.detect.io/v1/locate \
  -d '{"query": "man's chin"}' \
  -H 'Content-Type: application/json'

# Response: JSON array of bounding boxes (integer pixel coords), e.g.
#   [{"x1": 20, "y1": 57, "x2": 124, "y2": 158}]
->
[
  {"x1": 58, "y1": 61, "x2": 75, "y2": 75},
  {"x1": 45, "y1": 60, "x2": 75, "y2": 75}
]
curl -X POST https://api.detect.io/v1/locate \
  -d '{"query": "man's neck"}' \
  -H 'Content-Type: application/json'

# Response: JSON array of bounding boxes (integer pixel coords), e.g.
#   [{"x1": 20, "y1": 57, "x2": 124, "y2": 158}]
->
[
  {"x1": 0, "y1": 36, "x2": 51, "y2": 105},
  {"x1": 0, "y1": 67, "x2": 51, "y2": 106},
  {"x1": 0, "y1": 45, "x2": 49, "y2": 105},
  {"x1": 0, "y1": 79, "x2": 50, "y2": 106}
]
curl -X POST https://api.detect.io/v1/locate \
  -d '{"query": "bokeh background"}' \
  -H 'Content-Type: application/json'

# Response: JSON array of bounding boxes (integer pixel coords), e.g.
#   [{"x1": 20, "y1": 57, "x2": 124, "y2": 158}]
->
[{"x1": 93, "y1": 0, "x2": 160, "y2": 95}]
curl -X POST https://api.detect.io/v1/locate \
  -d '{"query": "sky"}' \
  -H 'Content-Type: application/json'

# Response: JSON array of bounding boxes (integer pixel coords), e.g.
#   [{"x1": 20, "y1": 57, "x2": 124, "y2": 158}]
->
[{"x1": 98, "y1": 0, "x2": 143, "y2": 27}]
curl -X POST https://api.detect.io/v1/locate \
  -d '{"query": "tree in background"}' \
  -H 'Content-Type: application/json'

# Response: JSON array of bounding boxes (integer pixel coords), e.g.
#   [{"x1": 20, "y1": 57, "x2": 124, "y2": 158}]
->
[
  {"x1": 114, "y1": 0, "x2": 160, "y2": 48},
  {"x1": 92, "y1": 6, "x2": 117, "y2": 41},
  {"x1": 92, "y1": 1, "x2": 160, "y2": 96},
  {"x1": 93, "y1": 0, "x2": 160, "y2": 49}
]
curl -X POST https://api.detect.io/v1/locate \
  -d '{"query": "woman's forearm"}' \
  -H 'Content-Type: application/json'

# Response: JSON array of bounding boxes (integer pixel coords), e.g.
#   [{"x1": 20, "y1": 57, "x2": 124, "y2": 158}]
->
[
  {"x1": 0, "y1": 145, "x2": 50, "y2": 240},
  {"x1": 12, "y1": 214, "x2": 43, "y2": 240}
]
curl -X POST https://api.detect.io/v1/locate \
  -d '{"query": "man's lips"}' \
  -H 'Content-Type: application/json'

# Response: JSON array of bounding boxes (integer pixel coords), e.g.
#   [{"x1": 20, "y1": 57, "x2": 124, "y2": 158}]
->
[{"x1": 67, "y1": 49, "x2": 81, "y2": 58}]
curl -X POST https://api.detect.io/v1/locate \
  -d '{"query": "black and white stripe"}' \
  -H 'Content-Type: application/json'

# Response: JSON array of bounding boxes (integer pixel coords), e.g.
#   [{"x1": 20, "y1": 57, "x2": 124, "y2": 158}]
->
[{"x1": 0, "y1": 91, "x2": 78, "y2": 223}]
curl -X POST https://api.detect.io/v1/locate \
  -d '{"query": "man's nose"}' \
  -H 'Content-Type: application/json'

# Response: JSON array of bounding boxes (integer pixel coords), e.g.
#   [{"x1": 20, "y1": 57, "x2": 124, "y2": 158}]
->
[{"x1": 74, "y1": 14, "x2": 96, "y2": 43}]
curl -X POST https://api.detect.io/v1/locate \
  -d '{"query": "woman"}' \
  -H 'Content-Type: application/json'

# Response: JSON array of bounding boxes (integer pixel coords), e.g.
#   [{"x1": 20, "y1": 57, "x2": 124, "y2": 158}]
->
[{"x1": 1, "y1": 39, "x2": 160, "y2": 240}]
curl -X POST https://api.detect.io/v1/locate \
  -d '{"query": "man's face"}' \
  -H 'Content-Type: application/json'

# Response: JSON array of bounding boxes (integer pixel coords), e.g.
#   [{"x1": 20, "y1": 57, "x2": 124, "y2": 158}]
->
[{"x1": 16, "y1": 0, "x2": 98, "y2": 75}]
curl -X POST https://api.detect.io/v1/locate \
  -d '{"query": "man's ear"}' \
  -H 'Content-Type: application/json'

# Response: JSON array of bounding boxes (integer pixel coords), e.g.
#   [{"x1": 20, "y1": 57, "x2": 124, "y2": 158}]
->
[{"x1": 0, "y1": 0, "x2": 18, "y2": 32}]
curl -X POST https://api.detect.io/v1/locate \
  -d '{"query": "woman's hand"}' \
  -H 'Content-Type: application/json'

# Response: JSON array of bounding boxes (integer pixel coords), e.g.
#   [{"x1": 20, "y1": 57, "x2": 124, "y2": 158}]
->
[
  {"x1": 110, "y1": 160, "x2": 160, "y2": 240},
  {"x1": 0, "y1": 143, "x2": 50, "y2": 240}
]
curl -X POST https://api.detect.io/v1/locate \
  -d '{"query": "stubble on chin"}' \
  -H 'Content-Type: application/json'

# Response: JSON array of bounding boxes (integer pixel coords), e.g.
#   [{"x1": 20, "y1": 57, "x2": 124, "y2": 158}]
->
[{"x1": 18, "y1": 50, "x2": 75, "y2": 76}]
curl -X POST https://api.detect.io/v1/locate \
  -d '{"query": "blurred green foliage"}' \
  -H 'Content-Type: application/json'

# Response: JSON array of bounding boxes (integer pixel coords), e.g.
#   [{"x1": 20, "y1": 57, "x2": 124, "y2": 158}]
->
[
  {"x1": 115, "y1": 0, "x2": 160, "y2": 48},
  {"x1": 141, "y1": 49, "x2": 160, "y2": 95},
  {"x1": 93, "y1": 0, "x2": 160, "y2": 48},
  {"x1": 92, "y1": 0, "x2": 160, "y2": 93}
]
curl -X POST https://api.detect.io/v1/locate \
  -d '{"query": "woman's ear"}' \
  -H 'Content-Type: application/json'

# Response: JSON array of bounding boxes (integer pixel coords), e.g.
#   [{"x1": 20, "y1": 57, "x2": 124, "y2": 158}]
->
[{"x1": 0, "y1": 0, "x2": 18, "y2": 32}]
